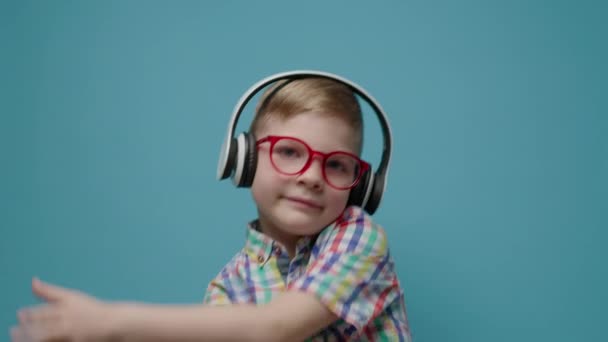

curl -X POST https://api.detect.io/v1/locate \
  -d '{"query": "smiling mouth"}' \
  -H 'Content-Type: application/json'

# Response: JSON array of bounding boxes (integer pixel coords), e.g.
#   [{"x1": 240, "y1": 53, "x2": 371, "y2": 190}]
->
[{"x1": 284, "y1": 196, "x2": 323, "y2": 210}]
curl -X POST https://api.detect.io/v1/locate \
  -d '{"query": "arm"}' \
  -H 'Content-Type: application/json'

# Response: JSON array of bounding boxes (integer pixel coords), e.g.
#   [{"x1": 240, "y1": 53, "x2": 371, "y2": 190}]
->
[
  {"x1": 13, "y1": 278, "x2": 337, "y2": 342},
  {"x1": 113, "y1": 291, "x2": 337, "y2": 342}
]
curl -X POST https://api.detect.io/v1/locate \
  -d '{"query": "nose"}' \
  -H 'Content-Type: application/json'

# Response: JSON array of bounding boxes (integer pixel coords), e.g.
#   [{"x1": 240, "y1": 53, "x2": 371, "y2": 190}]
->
[{"x1": 297, "y1": 157, "x2": 324, "y2": 190}]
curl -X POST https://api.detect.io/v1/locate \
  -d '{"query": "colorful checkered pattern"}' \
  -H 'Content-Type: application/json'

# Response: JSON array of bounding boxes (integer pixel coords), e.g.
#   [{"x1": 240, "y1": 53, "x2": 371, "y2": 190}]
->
[{"x1": 204, "y1": 206, "x2": 412, "y2": 341}]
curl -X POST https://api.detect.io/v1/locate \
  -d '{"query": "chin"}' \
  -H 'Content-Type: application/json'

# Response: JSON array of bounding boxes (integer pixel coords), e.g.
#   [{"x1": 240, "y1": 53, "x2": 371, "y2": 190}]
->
[{"x1": 275, "y1": 210, "x2": 328, "y2": 236}]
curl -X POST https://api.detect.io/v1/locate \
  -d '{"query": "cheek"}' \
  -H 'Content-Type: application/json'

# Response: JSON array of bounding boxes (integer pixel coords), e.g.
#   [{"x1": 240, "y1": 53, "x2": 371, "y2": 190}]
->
[
  {"x1": 251, "y1": 157, "x2": 285, "y2": 196},
  {"x1": 254, "y1": 153, "x2": 277, "y2": 181},
  {"x1": 326, "y1": 189, "x2": 351, "y2": 209}
]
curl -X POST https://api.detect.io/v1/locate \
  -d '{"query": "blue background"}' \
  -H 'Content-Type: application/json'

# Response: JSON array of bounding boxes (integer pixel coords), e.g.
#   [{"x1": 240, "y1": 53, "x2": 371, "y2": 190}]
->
[{"x1": 2, "y1": 1, "x2": 606, "y2": 341}]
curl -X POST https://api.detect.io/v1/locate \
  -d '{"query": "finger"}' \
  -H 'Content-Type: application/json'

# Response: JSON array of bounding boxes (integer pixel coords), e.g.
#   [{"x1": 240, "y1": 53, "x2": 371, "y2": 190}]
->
[
  {"x1": 9, "y1": 326, "x2": 26, "y2": 342},
  {"x1": 32, "y1": 278, "x2": 77, "y2": 303},
  {"x1": 15, "y1": 322, "x2": 63, "y2": 342},
  {"x1": 18, "y1": 305, "x2": 59, "y2": 324},
  {"x1": 10, "y1": 325, "x2": 37, "y2": 342}
]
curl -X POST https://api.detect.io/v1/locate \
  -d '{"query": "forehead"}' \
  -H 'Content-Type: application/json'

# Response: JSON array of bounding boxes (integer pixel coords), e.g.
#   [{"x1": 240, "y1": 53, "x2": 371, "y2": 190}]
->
[{"x1": 256, "y1": 112, "x2": 359, "y2": 154}]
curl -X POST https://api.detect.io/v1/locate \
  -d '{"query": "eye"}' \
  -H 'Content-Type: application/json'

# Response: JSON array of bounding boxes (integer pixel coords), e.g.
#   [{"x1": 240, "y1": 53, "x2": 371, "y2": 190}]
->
[
  {"x1": 326, "y1": 159, "x2": 349, "y2": 173},
  {"x1": 274, "y1": 146, "x2": 301, "y2": 159}
]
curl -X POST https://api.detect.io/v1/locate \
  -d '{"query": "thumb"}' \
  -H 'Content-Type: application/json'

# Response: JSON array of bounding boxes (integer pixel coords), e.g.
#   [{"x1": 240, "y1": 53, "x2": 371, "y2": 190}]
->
[{"x1": 32, "y1": 277, "x2": 77, "y2": 303}]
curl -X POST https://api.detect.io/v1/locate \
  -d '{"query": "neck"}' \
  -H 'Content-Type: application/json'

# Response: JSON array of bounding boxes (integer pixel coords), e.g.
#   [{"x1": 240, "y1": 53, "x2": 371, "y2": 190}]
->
[{"x1": 256, "y1": 215, "x2": 299, "y2": 259}]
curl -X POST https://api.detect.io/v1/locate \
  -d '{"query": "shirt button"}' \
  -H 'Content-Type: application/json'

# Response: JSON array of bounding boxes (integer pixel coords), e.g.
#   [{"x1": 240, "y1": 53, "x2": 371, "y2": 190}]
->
[{"x1": 257, "y1": 255, "x2": 265, "y2": 263}]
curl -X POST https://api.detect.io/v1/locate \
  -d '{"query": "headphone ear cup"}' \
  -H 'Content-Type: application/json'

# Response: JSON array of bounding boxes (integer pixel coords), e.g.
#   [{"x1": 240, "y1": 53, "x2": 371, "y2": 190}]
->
[
  {"x1": 218, "y1": 137, "x2": 238, "y2": 180},
  {"x1": 231, "y1": 133, "x2": 246, "y2": 187},
  {"x1": 232, "y1": 132, "x2": 257, "y2": 188},
  {"x1": 348, "y1": 168, "x2": 372, "y2": 209},
  {"x1": 363, "y1": 173, "x2": 384, "y2": 215}
]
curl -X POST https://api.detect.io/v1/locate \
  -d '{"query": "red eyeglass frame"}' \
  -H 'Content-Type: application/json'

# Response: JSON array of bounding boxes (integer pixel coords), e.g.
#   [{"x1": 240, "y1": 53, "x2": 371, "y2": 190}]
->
[{"x1": 256, "y1": 135, "x2": 370, "y2": 190}]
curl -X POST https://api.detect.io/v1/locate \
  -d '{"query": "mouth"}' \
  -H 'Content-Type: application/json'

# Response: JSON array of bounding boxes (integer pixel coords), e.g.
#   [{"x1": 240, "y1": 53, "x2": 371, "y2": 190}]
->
[{"x1": 283, "y1": 196, "x2": 323, "y2": 210}]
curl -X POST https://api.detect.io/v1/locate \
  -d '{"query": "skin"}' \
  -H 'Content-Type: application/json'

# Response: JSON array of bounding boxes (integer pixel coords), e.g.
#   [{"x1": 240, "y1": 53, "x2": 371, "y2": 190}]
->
[{"x1": 11, "y1": 112, "x2": 360, "y2": 342}]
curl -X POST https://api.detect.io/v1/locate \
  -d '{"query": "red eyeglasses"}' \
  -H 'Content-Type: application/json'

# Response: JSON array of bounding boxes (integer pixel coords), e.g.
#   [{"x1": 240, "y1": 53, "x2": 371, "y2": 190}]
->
[{"x1": 256, "y1": 135, "x2": 370, "y2": 190}]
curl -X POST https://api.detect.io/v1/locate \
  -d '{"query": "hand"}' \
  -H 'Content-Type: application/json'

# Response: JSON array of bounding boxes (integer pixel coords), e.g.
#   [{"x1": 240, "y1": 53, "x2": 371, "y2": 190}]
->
[{"x1": 10, "y1": 278, "x2": 115, "y2": 342}]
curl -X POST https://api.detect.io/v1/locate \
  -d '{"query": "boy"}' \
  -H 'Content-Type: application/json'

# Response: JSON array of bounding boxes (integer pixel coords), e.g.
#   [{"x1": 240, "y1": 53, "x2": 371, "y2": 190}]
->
[{"x1": 12, "y1": 74, "x2": 411, "y2": 341}]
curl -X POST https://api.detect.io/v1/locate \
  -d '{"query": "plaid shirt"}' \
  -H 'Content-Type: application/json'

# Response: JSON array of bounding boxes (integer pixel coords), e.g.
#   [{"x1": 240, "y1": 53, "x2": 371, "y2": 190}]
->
[{"x1": 204, "y1": 206, "x2": 412, "y2": 341}]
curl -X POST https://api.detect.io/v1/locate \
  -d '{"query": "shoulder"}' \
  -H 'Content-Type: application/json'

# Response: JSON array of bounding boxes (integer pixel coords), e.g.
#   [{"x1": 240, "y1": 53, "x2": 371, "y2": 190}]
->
[
  {"x1": 314, "y1": 205, "x2": 389, "y2": 256},
  {"x1": 205, "y1": 247, "x2": 252, "y2": 291},
  {"x1": 215, "y1": 248, "x2": 249, "y2": 277},
  {"x1": 203, "y1": 248, "x2": 249, "y2": 303}
]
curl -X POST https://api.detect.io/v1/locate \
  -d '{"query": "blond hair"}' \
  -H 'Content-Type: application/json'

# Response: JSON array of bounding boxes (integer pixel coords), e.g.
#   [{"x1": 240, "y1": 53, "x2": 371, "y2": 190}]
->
[{"x1": 250, "y1": 77, "x2": 363, "y2": 154}]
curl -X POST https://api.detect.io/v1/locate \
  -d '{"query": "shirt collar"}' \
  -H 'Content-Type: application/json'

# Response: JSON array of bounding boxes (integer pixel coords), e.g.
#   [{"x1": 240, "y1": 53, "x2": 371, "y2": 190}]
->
[
  {"x1": 245, "y1": 220, "x2": 275, "y2": 264},
  {"x1": 245, "y1": 220, "x2": 316, "y2": 263}
]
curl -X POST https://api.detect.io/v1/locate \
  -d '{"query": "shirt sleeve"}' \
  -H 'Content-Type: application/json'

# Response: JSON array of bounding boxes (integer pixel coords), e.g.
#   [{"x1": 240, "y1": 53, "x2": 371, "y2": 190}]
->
[
  {"x1": 288, "y1": 206, "x2": 402, "y2": 332},
  {"x1": 202, "y1": 254, "x2": 242, "y2": 306},
  {"x1": 203, "y1": 277, "x2": 233, "y2": 305}
]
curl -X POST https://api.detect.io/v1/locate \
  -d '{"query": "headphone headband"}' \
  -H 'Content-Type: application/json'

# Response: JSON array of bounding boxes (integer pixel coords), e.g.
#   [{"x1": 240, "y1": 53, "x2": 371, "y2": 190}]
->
[{"x1": 217, "y1": 70, "x2": 392, "y2": 213}]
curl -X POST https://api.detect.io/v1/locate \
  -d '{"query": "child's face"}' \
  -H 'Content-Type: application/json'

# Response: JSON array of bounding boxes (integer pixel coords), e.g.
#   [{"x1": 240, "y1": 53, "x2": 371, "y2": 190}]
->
[{"x1": 251, "y1": 112, "x2": 359, "y2": 239}]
